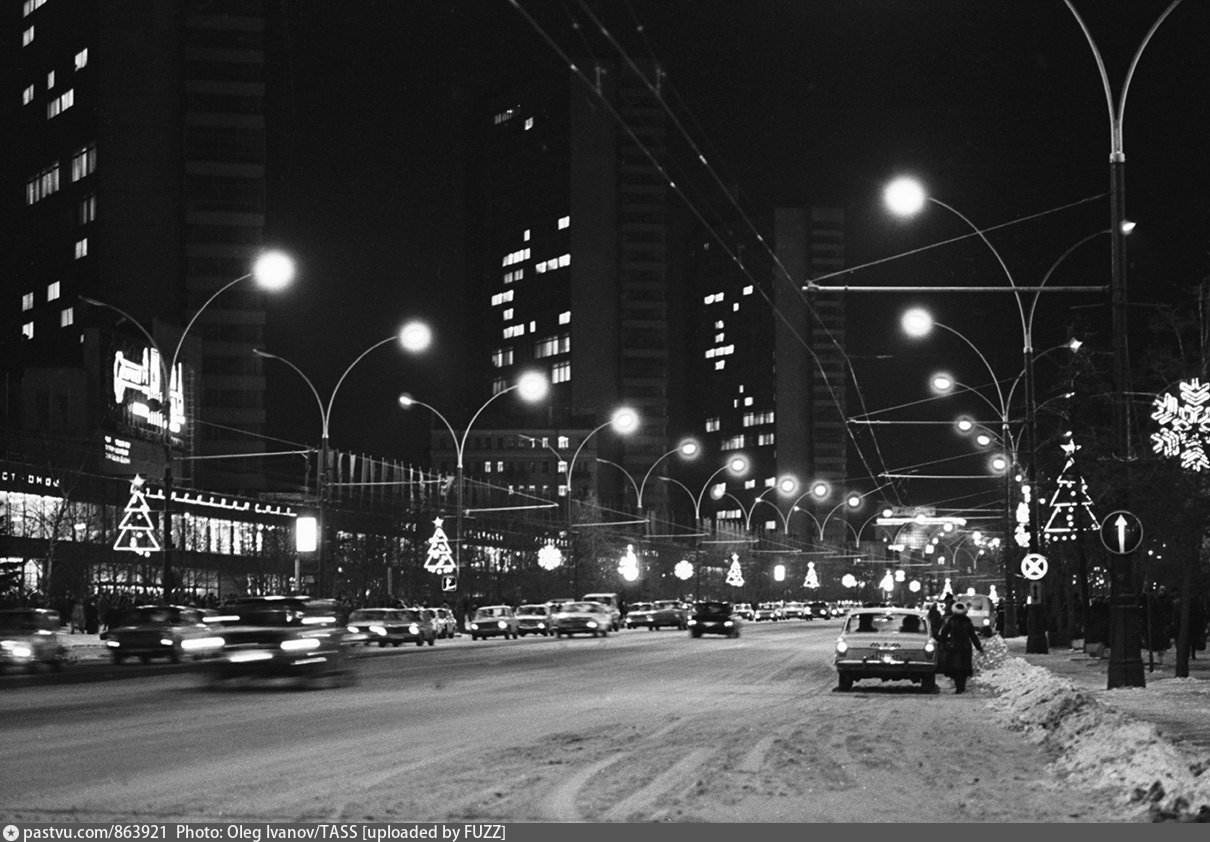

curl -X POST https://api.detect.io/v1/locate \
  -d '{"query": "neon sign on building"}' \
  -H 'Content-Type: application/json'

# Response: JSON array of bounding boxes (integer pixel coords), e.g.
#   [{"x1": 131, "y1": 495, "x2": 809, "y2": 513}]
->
[{"x1": 111, "y1": 346, "x2": 186, "y2": 438}]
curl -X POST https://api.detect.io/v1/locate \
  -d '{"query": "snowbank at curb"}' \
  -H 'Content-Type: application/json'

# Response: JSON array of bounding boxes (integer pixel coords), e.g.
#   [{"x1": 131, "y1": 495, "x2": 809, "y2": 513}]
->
[{"x1": 975, "y1": 636, "x2": 1210, "y2": 822}]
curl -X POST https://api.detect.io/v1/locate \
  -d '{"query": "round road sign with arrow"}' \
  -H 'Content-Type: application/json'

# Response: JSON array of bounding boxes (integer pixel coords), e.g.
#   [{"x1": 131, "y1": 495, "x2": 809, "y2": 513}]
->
[{"x1": 1099, "y1": 510, "x2": 1143, "y2": 555}]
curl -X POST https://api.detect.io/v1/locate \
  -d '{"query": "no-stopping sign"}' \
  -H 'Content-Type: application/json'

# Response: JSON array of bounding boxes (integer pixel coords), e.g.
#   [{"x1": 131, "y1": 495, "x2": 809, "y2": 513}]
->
[{"x1": 1020, "y1": 553, "x2": 1048, "y2": 580}]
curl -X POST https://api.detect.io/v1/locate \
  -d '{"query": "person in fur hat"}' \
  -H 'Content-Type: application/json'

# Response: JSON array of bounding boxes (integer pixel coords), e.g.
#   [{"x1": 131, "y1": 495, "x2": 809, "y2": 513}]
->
[{"x1": 937, "y1": 601, "x2": 984, "y2": 694}]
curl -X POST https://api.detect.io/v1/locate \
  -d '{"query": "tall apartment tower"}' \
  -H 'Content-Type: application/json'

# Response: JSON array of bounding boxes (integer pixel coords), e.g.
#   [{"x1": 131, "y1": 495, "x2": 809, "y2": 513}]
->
[
  {"x1": 690, "y1": 206, "x2": 849, "y2": 542},
  {"x1": 3, "y1": 0, "x2": 272, "y2": 491},
  {"x1": 464, "y1": 61, "x2": 676, "y2": 515}
]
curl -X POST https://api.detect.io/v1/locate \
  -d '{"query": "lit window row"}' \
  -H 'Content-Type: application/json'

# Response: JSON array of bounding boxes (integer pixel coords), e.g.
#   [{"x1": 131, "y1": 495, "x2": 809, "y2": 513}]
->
[
  {"x1": 491, "y1": 348, "x2": 514, "y2": 368},
  {"x1": 703, "y1": 291, "x2": 725, "y2": 305},
  {"x1": 47, "y1": 88, "x2": 74, "y2": 119},
  {"x1": 757, "y1": 433, "x2": 775, "y2": 446},
  {"x1": 721, "y1": 435, "x2": 744, "y2": 451},
  {"x1": 742, "y1": 411, "x2": 774, "y2": 427},
  {"x1": 71, "y1": 143, "x2": 96, "y2": 181},
  {"x1": 534, "y1": 253, "x2": 570, "y2": 274},
  {"x1": 705, "y1": 417, "x2": 720, "y2": 432},
  {"x1": 491, "y1": 290, "x2": 514, "y2": 307},
  {"x1": 704, "y1": 345, "x2": 734, "y2": 359},
  {"x1": 493, "y1": 107, "x2": 517, "y2": 125},
  {"x1": 502, "y1": 247, "x2": 530, "y2": 267},
  {"x1": 534, "y1": 333, "x2": 570, "y2": 359},
  {"x1": 503, "y1": 324, "x2": 526, "y2": 339},
  {"x1": 22, "y1": 0, "x2": 47, "y2": 17},
  {"x1": 558, "y1": 311, "x2": 570, "y2": 325},
  {"x1": 503, "y1": 269, "x2": 524, "y2": 284},
  {"x1": 25, "y1": 163, "x2": 60, "y2": 205},
  {"x1": 552, "y1": 361, "x2": 570, "y2": 383}
]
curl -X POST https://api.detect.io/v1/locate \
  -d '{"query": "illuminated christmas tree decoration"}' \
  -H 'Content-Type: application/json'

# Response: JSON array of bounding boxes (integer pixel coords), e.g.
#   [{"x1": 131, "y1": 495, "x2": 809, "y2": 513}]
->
[
  {"x1": 1043, "y1": 436, "x2": 1098, "y2": 542},
  {"x1": 879, "y1": 570, "x2": 894, "y2": 593},
  {"x1": 725, "y1": 553, "x2": 744, "y2": 587},
  {"x1": 114, "y1": 475, "x2": 160, "y2": 557},
  {"x1": 424, "y1": 516, "x2": 456, "y2": 574},
  {"x1": 803, "y1": 561, "x2": 819, "y2": 589},
  {"x1": 1152, "y1": 378, "x2": 1210, "y2": 471},
  {"x1": 618, "y1": 544, "x2": 640, "y2": 582}
]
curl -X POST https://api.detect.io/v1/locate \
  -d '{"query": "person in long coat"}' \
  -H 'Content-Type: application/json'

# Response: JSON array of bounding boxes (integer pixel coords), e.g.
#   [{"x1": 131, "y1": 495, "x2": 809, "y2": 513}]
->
[{"x1": 937, "y1": 601, "x2": 984, "y2": 694}]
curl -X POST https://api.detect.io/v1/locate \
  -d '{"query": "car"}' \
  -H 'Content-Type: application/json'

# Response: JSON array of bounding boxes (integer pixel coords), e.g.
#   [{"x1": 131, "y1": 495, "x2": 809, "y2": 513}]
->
[
  {"x1": 581, "y1": 592, "x2": 621, "y2": 631},
  {"x1": 623, "y1": 602, "x2": 655, "y2": 629},
  {"x1": 732, "y1": 602, "x2": 755, "y2": 621},
  {"x1": 649, "y1": 599, "x2": 689, "y2": 630},
  {"x1": 346, "y1": 607, "x2": 436, "y2": 647},
  {"x1": 515, "y1": 603, "x2": 554, "y2": 637},
  {"x1": 101, "y1": 604, "x2": 213, "y2": 663},
  {"x1": 431, "y1": 607, "x2": 458, "y2": 638},
  {"x1": 468, "y1": 605, "x2": 519, "y2": 640},
  {"x1": 753, "y1": 604, "x2": 782, "y2": 622},
  {"x1": 808, "y1": 601, "x2": 832, "y2": 620},
  {"x1": 782, "y1": 601, "x2": 808, "y2": 620},
  {"x1": 0, "y1": 608, "x2": 66, "y2": 673},
  {"x1": 194, "y1": 596, "x2": 356, "y2": 689},
  {"x1": 961, "y1": 594, "x2": 997, "y2": 637},
  {"x1": 551, "y1": 601, "x2": 613, "y2": 638},
  {"x1": 688, "y1": 601, "x2": 742, "y2": 638},
  {"x1": 833, "y1": 606, "x2": 938, "y2": 693}
]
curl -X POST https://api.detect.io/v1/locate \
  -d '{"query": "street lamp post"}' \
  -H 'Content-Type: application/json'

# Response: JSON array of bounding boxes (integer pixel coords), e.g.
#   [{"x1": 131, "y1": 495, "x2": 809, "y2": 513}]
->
[
  {"x1": 1063, "y1": 0, "x2": 1181, "y2": 690},
  {"x1": 399, "y1": 373, "x2": 550, "y2": 602},
  {"x1": 81, "y1": 250, "x2": 294, "y2": 601},
  {"x1": 255, "y1": 319, "x2": 432, "y2": 597}
]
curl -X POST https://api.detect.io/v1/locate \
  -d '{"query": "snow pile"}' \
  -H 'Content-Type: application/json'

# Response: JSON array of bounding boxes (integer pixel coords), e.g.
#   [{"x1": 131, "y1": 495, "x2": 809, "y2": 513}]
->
[{"x1": 975, "y1": 637, "x2": 1210, "y2": 822}]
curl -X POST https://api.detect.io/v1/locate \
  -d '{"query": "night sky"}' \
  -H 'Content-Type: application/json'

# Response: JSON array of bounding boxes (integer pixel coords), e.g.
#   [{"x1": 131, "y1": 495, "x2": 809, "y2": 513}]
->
[{"x1": 256, "y1": 0, "x2": 1210, "y2": 501}]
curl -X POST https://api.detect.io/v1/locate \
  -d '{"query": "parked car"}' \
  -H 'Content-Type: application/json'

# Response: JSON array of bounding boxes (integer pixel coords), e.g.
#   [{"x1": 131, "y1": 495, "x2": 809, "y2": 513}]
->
[
  {"x1": 782, "y1": 601, "x2": 808, "y2": 620},
  {"x1": 0, "y1": 608, "x2": 66, "y2": 673},
  {"x1": 623, "y1": 602, "x2": 655, "y2": 629},
  {"x1": 649, "y1": 600, "x2": 689, "y2": 630},
  {"x1": 753, "y1": 604, "x2": 783, "y2": 622},
  {"x1": 808, "y1": 601, "x2": 832, "y2": 620},
  {"x1": 515, "y1": 603, "x2": 554, "y2": 637},
  {"x1": 468, "y1": 605, "x2": 519, "y2": 640},
  {"x1": 732, "y1": 602, "x2": 755, "y2": 621},
  {"x1": 581, "y1": 592, "x2": 621, "y2": 631},
  {"x1": 101, "y1": 604, "x2": 213, "y2": 664},
  {"x1": 431, "y1": 607, "x2": 458, "y2": 639},
  {"x1": 197, "y1": 596, "x2": 356, "y2": 689},
  {"x1": 833, "y1": 607, "x2": 938, "y2": 693},
  {"x1": 688, "y1": 601, "x2": 742, "y2": 638},
  {"x1": 551, "y1": 601, "x2": 613, "y2": 638}
]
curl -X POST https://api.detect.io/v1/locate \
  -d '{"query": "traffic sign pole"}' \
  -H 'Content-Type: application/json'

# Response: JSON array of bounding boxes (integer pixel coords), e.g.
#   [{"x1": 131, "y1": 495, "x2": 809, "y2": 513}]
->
[
  {"x1": 1023, "y1": 552, "x2": 1049, "y2": 655},
  {"x1": 1099, "y1": 510, "x2": 1145, "y2": 689}
]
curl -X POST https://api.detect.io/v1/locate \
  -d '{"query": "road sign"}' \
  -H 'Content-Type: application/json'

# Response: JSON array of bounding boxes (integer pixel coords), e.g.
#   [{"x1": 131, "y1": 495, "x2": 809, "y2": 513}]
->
[
  {"x1": 1020, "y1": 553, "x2": 1048, "y2": 580},
  {"x1": 1099, "y1": 510, "x2": 1143, "y2": 555},
  {"x1": 441, "y1": 575, "x2": 457, "y2": 592}
]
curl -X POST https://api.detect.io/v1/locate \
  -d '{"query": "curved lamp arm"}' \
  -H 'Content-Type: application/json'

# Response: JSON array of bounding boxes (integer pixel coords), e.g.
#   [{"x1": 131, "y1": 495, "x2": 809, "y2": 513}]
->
[{"x1": 254, "y1": 348, "x2": 328, "y2": 438}]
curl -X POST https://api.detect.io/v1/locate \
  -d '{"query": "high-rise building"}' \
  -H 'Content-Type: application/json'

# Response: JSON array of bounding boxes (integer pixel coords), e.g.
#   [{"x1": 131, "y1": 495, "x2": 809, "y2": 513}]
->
[
  {"x1": 3, "y1": 0, "x2": 273, "y2": 491},
  {"x1": 689, "y1": 206, "x2": 849, "y2": 543}
]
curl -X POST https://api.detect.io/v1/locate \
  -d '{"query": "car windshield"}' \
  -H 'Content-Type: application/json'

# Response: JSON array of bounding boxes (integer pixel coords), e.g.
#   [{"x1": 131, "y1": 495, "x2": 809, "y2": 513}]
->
[
  {"x1": 0, "y1": 612, "x2": 52, "y2": 632},
  {"x1": 399, "y1": 610, "x2": 424, "y2": 622},
  {"x1": 845, "y1": 613, "x2": 924, "y2": 634},
  {"x1": 475, "y1": 607, "x2": 507, "y2": 618},
  {"x1": 518, "y1": 605, "x2": 547, "y2": 615},
  {"x1": 654, "y1": 601, "x2": 679, "y2": 609},
  {"x1": 561, "y1": 602, "x2": 595, "y2": 613},
  {"x1": 349, "y1": 609, "x2": 390, "y2": 622},
  {"x1": 695, "y1": 602, "x2": 730, "y2": 616},
  {"x1": 630, "y1": 603, "x2": 653, "y2": 612},
  {"x1": 123, "y1": 607, "x2": 184, "y2": 625}
]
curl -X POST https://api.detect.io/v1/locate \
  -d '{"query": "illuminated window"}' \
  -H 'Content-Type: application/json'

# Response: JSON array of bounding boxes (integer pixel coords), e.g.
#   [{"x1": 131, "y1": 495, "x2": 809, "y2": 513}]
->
[
  {"x1": 491, "y1": 290, "x2": 514, "y2": 306},
  {"x1": 502, "y1": 308, "x2": 513, "y2": 320},
  {"x1": 733, "y1": 302, "x2": 740, "y2": 312},
  {"x1": 557, "y1": 436, "x2": 569, "y2": 449},
  {"x1": 552, "y1": 361, "x2": 570, "y2": 383},
  {"x1": 715, "y1": 333, "x2": 725, "y2": 343},
  {"x1": 524, "y1": 117, "x2": 533, "y2": 130},
  {"x1": 22, "y1": 27, "x2": 34, "y2": 47},
  {"x1": 534, "y1": 333, "x2": 570, "y2": 359},
  {"x1": 721, "y1": 435, "x2": 744, "y2": 451},
  {"x1": 22, "y1": 293, "x2": 34, "y2": 311},
  {"x1": 22, "y1": 85, "x2": 34, "y2": 105},
  {"x1": 74, "y1": 238, "x2": 88, "y2": 259},
  {"x1": 74, "y1": 48, "x2": 88, "y2": 70},
  {"x1": 705, "y1": 417, "x2": 720, "y2": 432},
  {"x1": 744, "y1": 396, "x2": 753, "y2": 406},
  {"x1": 523, "y1": 229, "x2": 530, "y2": 241},
  {"x1": 22, "y1": 0, "x2": 47, "y2": 17},
  {"x1": 26, "y1": 163, "x2": 60, "y2": 204},
  {"x1": 714, "y1": 360, "x2": 726, "y2": 371},
  {"x1": 558, "y1": 216, "x2": 570, "y2": 229},
  {"x1": 493, "y1": 107, "x2": 516, "y2": 125},
  {"x1": 743, "y1": 285, "x2": 754, "y2": 295},
  {"x1": 558, "y1": 253, "x2": 570, "y2": 267},
  {"x1": 71, "y1": 143, "x2": 96, "y2": 181},
  {"x1": 22, "y1": 322, "x2": 34, "y2": 339},
  {"x1": 47, "y1": 70, "x2": 55, "y2": 89},
  {"x1": 558, "y1": 311, "x2": 570, "y2": 325},
  {"x1": 491, "y1": 348, "x2": 514, "y2": 368},
  {"x1": 47, "y1": 88, "x2": 73, "y2": 119},
  {"x1": 47, "y1": 281, "x2": 60, "y2": 301},
  {"x1": 78, "y1": 193, "x2": 96, "y2": 224},
  {"x1": 757, "y1": 433, "x2": 775, "y2": 446},
  {"x1": 59, "y1": 307, "x2": 73, "y2": 327}
]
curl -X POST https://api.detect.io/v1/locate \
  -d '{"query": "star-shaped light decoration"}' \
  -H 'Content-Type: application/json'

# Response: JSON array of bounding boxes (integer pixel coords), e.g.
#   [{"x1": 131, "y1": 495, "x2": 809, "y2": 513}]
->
[{"x1": 1152, "y1": 378, "x2": 1210, "y2": 471}]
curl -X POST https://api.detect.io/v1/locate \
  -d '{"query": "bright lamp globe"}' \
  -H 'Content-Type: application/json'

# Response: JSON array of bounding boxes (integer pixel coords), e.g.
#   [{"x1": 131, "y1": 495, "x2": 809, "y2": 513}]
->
[
  {"x1": 253, "y1": 251, "x2": 295, "y2": 290},
  {"x1": 399, "y1": 321, "x2": 432, "y2": 353},
  {"x1": 902, "y1": 308, "x2": 933, "y2": 337},
  {"x1": 884, "y1": 177, "x2": 926, "y2": 217},
  {"x1": 517, "y1": 372, "x2": 549, "y2": 403}
]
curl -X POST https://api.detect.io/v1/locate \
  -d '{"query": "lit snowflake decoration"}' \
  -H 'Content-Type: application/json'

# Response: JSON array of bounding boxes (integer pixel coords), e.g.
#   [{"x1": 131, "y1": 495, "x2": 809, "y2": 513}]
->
[
  {"x1": 537, "y1": 541, "x2": 563, "y2": 571},
  {"x1": 1151, "y1": 378, "x2": 1210, "y2": 471},
  {"x1": 674, "y1": 559, "x2": 694, "y2": 580}
]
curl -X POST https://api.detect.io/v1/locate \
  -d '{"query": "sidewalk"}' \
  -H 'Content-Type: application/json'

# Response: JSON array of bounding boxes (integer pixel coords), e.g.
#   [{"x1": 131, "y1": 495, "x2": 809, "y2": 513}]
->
[{"x1": 1005, "y1": 636, "x2": 1210, "y2": 755}]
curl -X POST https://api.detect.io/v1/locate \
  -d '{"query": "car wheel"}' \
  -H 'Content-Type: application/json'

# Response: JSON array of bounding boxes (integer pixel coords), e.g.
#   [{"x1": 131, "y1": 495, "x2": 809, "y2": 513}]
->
[
  {"x1": 427, "y1": 636, "x2": 435, "y2": 646},
  {"x1": 112, "y1": 653, "x2": 125, "y2": 665},
  {"x1": 601, "y1": 628, "x2": 608, "y2": 637},
  {"x1": 378, "y1": 640, "x2": 388, "y2": 648},
  {"x1": 169, "y1": 647, "x2": 181, "y2": 664},
  {"x1": 690, "y1": 629, "x2": 701, "y2": 638},
  {"x1": 471, "y1": 634, "x2": 479, "y2": 641},
  {"x1": 838, "y1": 673, "x2": 854, "y2": 691},
  {"x1": 392, "y1": 640, "x2": 402, "y2": 647},
  {"x1": 415, "y1": 639, "x2": 424, "y2": 647},
  {"x1": 139, "y1": 655, "x2": 152, "y2": 664}
]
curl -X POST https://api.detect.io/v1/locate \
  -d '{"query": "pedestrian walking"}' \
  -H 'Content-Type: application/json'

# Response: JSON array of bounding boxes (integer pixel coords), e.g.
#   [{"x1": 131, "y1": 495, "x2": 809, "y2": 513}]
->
[{"x1": 937, "y1": 601, "x2": 984, "y2": 694}]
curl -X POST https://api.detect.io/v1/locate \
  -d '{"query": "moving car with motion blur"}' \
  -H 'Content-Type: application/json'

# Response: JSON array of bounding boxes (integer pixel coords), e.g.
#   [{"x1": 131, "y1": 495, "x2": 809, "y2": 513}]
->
[
  {"x1": 346, "y1": 607, "x2": 436, "y2": 647},
  {"x1": 431, "y1": 607, "x2": 458, "y2": 638},
  {"x1": 648, "y1": 599, "x2": 689, "y2": 631},
  {"x1": 0, "y1": 608, "x2": 66, "y2": 673},
  {"x1": 192, "y1": 596, "x2": 356, "y2": 689},
  {"x1": 515, "y1": 603, "x2": 554, "y2": 637},
  {"x1": 962, "y1": 594, "x2": 997, "y2": 637},
  {"x1": 688, "y1": 601, "x2": 742, "y2": 638},
  {"x1": 833, "y1": 606, "x2": 938, "y2": 693},
  {"x1": 623, "y1": 602, "x2": 655, "y2": 629},
  {"x1": 732, "y1": 602, "x2": 755, "y2": 621},
  {"x1": 551, "y1": 601, "x2": 613, "y2": 638},
  {"x1": 468, "y1": 605, "x2": 519, "y2": 640},
  {"x1": 101, "y1": 604, "x2": 213, "y2": 664},
  {"x1": 581, "y1": 592, "x2": 621, "y2": 631}
]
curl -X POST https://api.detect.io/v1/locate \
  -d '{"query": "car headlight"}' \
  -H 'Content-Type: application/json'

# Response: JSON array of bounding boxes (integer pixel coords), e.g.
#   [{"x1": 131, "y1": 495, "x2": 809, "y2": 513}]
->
[
  {"x1": 182, "y1": 636, "x2": 225, "y2": 652},
  {"x1": 724, "y1": 620, "x2": 733, "y2": 627},
  {"x1": 105, "y1": 640, "x2": 121, "y2": 648},
  {"x1": 687, "y1": 619, "x2": 697, "y2": 626},
  {"x1": 160, "y1": 638, "x2": 174, "y2": 647},
  {"x1": 587, "y1": 620, "x2": 598, "y2": 629},
  {"x1": 1, "y1": 640, "x2": 32, "y2": 658},
  {"x1": 470, "y1": 623, "x2": 480, "y2": 630},
  {"x1": 537, "y1": 622, "x2": 546, "y2": 629},
  {"x1": 835, "y1": 640, "x2": 848, "y2": 655},
  {"x1": 280, "y1": 637, "x2": 321, "y2": 652},
  {"x1": 408, "y1": 624, "x2": 420, "y2": 634},
  {"x1": 924, "y1": 640, "x2": 935, "y2": 654},
  {"x1": 347, "y1": 625, "x2": 360, "y2": 634},
  {"x1": 370, "y1": 625, "x2": 387, "y2": 636},
  {"x1": 497, "y1": 621, "x2": 507, "y2": 630}
]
